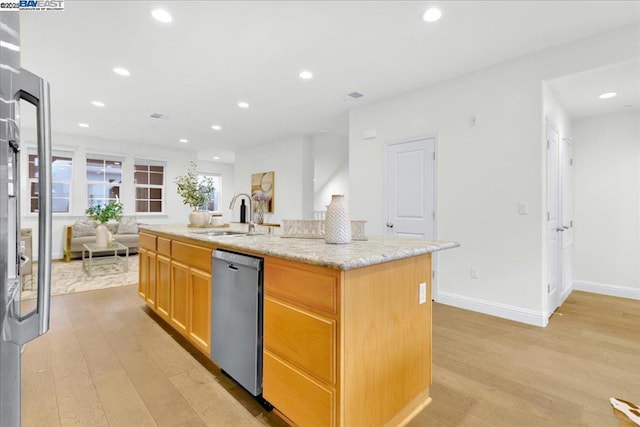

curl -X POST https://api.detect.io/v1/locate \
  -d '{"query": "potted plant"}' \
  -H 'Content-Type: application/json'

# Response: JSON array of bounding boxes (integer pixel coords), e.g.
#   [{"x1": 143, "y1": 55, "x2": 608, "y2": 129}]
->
[
  {"x1": 175, "y1": 161, "x2": 215, "y2": 227},
  {"x1": 85, "y1": 200, "x2": 124, "y2": 247}
]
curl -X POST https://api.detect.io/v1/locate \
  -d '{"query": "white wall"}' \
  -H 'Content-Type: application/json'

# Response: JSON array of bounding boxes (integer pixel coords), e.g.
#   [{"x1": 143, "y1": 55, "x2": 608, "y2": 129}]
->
[
  {"x1": 234, "y1": 136, "x2": 314, "y2": 224},
  {"x1": 348, "y1": 24, "x2": 639, "y2": 326},
  {"x1": 197, "y1": 160, "x2": 235, "y2": 223},
  {"x1": 21, "y1": 132, "x2": 199, "y2": 260},
  {"x1": 543, "y1": 84, "x2": 573, "y2": 147},
  {"x1": 573, "y1": 110, "x2": 640, "y2": 295},
  {"x1": 312, "y1": 133, "x2": 349, "y2": 211}
]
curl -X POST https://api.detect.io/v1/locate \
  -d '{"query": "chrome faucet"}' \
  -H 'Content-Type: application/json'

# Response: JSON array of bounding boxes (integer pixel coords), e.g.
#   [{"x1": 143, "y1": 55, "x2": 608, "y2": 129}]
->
[{"x1": 229, "y1": 193, "x2": 255, "y2": 234}]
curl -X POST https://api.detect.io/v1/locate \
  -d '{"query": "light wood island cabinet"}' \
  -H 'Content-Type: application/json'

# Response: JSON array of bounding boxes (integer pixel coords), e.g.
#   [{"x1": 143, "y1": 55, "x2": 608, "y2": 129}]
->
[
  {"x1": 263, "y1": 253, "x2": 432, "y2": 427},
  {"x1": 139, "y1": 232, "x2": 212, "y2": 355},
  {"x1": 138, "y1": 228, "x2": 444, "y2": 426}
]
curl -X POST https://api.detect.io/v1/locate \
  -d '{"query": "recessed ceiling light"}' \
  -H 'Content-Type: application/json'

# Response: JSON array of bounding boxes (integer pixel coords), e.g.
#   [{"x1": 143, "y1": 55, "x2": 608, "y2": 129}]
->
[
  {"x1": 78, "y1": 123, "x2": 90, "y2": 128},
  {"x1": 211, "y1": 125, "x2": 222, "y2": 130},
  {"x1": 237, "y1": 101, "x2": 250, "y2": 109},
  {"x1": 213, "y1": 156, "x2": 220, "y2": 160},
  {"x1": 599, "y1": 92, "x2": 617, "y2": 99},
  {"x1": 299, "y1": 70, "x2": 313, "y2": 80},
  {"x1": 91, "y1": 101, "x2": 105, "y2": 107},
  {"x1": 179, "y1": 138, "x2": 188, "y2": 143},
  {"x1": 113, "y1": 67, "x2": 130, "y2": 76},
  {"x1": 423, "y1": 8, "x2": 442, "y2": 22},
  {"x1": 151, "y1": 8, "x2": 172, "y2": 23}
]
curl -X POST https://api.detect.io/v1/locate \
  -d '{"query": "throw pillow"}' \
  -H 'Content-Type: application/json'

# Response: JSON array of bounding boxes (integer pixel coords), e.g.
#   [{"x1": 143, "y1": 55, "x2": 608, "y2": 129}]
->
[
  {"x1": 72, "y1": 218, "x2": 97, "y2": 237},
  {"x1": 117, "y1": 216, "x2": 139, "y2": 235}
]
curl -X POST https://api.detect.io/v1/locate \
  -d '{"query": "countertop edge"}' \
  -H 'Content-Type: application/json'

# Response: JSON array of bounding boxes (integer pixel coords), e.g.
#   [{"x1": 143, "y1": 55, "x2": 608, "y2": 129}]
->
[{"x1": 139, "y1": 225, "x2": 460, "y2": 270}]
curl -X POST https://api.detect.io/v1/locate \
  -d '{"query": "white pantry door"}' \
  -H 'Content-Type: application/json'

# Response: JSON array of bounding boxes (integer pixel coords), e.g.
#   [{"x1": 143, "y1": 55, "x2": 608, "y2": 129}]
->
[
  {"x1": 547, "y1": 122, "x2": 561, "y2": 313},
  {"x1": 385, "y1": 136, "x2": 436, "y2": 239}
]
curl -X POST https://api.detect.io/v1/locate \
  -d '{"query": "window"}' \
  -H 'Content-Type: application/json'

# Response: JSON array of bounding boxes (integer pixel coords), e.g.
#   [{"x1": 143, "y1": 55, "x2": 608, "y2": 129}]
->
[
  {"x1": 134, "y1": 159, "x2": 165, "y2": 213},
  {"x1": 86, "y1": 155, "x2": 123, "y2": 207},
  {"x1": 28, "y1": 150, "x2": 73, "y2": 213},
  {"x1": 197, "y1": 172, "x2": 222, "y2": 212}
]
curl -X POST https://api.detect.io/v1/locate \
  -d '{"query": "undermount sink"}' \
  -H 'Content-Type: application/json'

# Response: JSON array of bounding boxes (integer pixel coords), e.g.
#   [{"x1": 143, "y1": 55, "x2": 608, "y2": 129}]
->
[{"x1": 192, "y1": 230, "x2": 247, "y2": 237}]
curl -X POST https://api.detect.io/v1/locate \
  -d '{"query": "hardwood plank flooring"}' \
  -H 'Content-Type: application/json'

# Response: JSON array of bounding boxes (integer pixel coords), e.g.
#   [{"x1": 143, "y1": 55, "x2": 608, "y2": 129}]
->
[
  {"x1": 22, "y1": 286, "x2": 639, "y2": 426},
  {"x1": 411, "y1": 291, "x2": 640, "y2": 427}
]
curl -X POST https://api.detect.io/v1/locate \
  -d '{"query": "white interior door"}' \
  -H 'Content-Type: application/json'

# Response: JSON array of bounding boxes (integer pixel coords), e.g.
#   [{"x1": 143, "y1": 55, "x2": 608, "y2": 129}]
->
[
  {"x1": 560, "y1": 136, "x2": 574, "y2": 303},
  {"x1": 385, "y1": 137, "x2": 436, "y2": 239},
  {"x1": 547, "y1": 122, "x2": 561, "y2": 314},
  {"x1": 385, "y1": 136, "x2": 437, "y2": 297}
]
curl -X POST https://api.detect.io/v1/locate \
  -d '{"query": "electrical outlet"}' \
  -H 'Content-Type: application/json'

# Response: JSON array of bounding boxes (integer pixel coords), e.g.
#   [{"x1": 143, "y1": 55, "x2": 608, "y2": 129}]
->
[
  {"x1": 471, "y1": 267, "x2": 480, "y2": 279},
  {"x1": 419, "y1": 282, "x2": 427, "y2": 304}
]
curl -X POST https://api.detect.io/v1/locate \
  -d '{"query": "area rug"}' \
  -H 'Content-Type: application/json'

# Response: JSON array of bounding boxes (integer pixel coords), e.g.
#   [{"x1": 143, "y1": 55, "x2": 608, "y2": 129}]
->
[{"x1": 21, "y1": 255, "x2": 139, "y2": 299}]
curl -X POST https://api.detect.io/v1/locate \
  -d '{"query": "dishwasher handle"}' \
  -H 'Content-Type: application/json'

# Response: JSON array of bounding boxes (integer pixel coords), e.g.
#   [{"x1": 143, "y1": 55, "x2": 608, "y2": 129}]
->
[
  {"x1": 213, "y1": 249, "x2": 262, "y2": 271},
  {"x1": 227, "y1": 264, "x2": 239, "y2": 272}
]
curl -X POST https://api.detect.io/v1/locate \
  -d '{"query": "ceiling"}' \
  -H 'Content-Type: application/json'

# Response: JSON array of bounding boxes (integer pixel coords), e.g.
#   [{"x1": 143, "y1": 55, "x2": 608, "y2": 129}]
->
[
  {"x1": 19, "y1": 1, "x2": 640, "y2": 163},
  {"x1": 547, "y1": 60, "x2": 639, "y2": 119}
]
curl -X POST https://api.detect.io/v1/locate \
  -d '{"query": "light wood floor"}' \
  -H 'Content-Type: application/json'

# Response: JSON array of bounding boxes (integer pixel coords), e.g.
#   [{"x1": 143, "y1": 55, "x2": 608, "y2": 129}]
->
[{"x1": 22, "y1": 286, "x2": 639, "y2": 426}]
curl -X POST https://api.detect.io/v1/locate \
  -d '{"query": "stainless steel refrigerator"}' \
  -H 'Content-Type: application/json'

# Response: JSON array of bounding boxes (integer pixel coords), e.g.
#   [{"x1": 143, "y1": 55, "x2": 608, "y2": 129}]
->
[{"x1": 0, "y1": 11, "x2": 52, "y2": 427}]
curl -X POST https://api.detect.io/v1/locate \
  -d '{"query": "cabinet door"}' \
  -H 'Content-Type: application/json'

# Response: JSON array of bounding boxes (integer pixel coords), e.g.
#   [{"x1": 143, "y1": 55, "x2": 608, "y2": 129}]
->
[
  {"x1": 189, "y1": 268, "x2": 211, "y2": 355},
  {"x1": 138, "y1": 248, "x2": 148, "y2": 299},
  {"x1": 146, "y1": 251, "x2": 157, "y2": 307},
  {"x1": 264, "y1": 351, "x2": 335, "y2": 427},
  {"x1": 156, "y1": 254, "x2": 171, "y2": 321},
  {"x1": 170, "y1": 260, "x2": 189, "y2": 335}
]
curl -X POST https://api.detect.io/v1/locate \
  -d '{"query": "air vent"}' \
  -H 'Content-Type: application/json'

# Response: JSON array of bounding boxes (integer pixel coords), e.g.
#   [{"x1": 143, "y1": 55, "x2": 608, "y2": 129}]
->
[
  {"x1": 149, "y1": 113, "x2": 170, "y2": 119},
  {"x1": 347, "y1": 91, "x2": 364, "y2": 99}
]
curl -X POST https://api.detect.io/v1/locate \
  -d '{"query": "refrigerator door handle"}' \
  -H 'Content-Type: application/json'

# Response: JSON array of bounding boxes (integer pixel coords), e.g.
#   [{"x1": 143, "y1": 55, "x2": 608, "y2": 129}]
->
[{"x1": 6, "y1": 68, "x2": 52, "y2": 345}]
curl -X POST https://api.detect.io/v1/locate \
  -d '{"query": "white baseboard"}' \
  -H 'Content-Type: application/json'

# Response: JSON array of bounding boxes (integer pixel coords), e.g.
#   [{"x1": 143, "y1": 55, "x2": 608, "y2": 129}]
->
[
  {"x1": 437, "y1": 292, "x2": 548, "y2": 327},
  {"x1": 573, "y1": 280, "x2": 640, "y2": 300}
]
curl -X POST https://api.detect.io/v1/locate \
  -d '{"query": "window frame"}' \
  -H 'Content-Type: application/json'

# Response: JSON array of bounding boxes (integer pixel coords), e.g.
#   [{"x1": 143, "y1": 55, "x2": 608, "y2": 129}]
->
[
  {"x1": 133, "y1": 158, "x2": 166, "y2": 215},
  {"x1": 196, "y1": 171, "x2": 222, "y2": 213},
  {"x1": 85, "y1": 154, "x2": 124, "y2": 208},
  {"x1": 27, "y1": 148, "x2": 74, "y2": 215}
]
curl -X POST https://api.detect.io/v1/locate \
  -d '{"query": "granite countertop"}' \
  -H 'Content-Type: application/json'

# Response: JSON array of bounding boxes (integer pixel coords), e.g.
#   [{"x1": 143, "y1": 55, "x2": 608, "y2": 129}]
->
[{"x1": 140, "y1": 224, "x2": 459, "y2": 270}]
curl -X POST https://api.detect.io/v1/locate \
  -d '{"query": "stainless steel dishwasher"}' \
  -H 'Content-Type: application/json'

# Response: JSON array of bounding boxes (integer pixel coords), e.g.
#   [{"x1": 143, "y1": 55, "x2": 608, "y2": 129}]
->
[{"x1": 211, "y1": 249, "x2": 264, "y2": 396}]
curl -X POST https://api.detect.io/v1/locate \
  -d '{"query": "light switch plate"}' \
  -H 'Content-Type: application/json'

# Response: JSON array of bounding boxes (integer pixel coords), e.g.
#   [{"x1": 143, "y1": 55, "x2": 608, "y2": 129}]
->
[
  {"x1": 519, "y1": 202, "x2": 528, "y2": 215},
  {"x1": 419, "y1": 282, "x2": 427, "y2": 304}
]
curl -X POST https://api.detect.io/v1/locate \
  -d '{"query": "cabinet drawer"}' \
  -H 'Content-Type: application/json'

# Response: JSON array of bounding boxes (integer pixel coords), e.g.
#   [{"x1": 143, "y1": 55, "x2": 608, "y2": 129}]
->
[
  {"x1": 172, "y1": 241, "x2": 212, "y2": 273},
  {"x1": 264, "y1": 351, "x2": 334, "y2": 427},
  {"x1": 265, "y1": 297, "x2": 336, "y2": 384},
  {"x1": 157, "y1": 237, "x2": 171, "y2": 256},
  {"x1": 139, "y1": 233, "x2": 156, "y2": 251},
  {"x1": 265, "y1": 261, "x2": 338, "y2": 314}
]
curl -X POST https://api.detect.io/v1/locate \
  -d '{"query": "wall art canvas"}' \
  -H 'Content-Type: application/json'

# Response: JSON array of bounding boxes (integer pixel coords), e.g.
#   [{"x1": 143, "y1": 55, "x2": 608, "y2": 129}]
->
[{"x1": 251, "y1": 171, "x2": 274, "y2": 213}]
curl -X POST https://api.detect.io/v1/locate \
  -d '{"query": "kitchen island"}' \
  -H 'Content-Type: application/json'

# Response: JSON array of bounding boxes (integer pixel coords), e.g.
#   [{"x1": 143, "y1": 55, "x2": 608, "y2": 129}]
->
[{"x1": 138, "y1": 224, "x2": 458, "y2": 427}]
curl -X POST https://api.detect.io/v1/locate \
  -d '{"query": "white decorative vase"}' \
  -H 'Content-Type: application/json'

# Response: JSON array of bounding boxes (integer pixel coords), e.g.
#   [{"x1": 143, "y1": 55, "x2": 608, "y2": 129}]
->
[
  {"x1": 95, "y1": 224, "x2": 110, "y2": 247},
  {"x1": 189, "y1": 210, "x2": 209, "y2": 227},
  {"x1": 325, "y1": 195, "x2": 351, "y2": 244}
]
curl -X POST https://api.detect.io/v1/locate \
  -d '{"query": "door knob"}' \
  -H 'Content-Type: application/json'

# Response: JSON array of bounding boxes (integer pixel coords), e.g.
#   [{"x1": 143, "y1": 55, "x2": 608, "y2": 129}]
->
[{"x1": 386, "y1": 222, "x2": 394, "y2": 228}]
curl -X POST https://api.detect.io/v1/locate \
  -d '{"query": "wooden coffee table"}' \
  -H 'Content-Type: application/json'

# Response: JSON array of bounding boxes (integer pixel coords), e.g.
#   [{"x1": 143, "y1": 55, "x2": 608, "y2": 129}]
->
[{"x1": 82, "y1": 242, "x2": 129, "y2": 276}]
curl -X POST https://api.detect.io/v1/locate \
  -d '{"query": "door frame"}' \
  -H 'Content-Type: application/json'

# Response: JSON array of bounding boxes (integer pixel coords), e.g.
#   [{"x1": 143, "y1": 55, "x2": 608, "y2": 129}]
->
[
  {"x1": 546, "y1": 119, "x2": 562, "y2": 316},
  {"x1": 383, "y1": 134, "x2": 439, "y2": 300},
  {"x1": 559, "y1": 135, "x2": 574, "y2": 306}
]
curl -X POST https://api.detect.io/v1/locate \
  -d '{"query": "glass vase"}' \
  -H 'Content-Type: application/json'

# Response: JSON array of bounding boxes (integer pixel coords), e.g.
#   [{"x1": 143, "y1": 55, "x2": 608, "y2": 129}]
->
[{"x1": 254, "y1": 201, "x2": 264, "y2": 224}]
